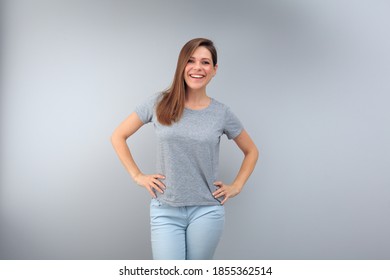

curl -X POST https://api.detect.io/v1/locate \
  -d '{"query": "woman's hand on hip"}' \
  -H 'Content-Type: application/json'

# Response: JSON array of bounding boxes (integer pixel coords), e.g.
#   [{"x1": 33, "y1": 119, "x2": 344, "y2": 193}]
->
[
  {"x1": 133, "y1": 173, "x2": 166, "y2": 198},
  {"x1": 212, "y1": 181, "x2": 242, "y2": 205}
]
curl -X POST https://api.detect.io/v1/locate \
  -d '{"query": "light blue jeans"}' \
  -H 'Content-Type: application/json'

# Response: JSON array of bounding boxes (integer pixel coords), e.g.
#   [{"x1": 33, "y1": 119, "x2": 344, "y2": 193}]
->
[{"x1": 150, "y1": 199, "x2": 225, "y2": 260}]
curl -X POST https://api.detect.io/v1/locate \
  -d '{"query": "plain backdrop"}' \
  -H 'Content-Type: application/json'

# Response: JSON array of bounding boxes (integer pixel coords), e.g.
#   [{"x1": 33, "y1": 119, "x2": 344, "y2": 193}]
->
[{"x1": 1, "y1": 0, "x2": 389, "y2": 259}]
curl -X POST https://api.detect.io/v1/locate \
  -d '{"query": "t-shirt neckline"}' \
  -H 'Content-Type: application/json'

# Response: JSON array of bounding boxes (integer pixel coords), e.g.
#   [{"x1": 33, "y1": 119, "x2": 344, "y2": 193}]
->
[{"x1": 184, "y1": 98, "x2": 214, "y2": 112}]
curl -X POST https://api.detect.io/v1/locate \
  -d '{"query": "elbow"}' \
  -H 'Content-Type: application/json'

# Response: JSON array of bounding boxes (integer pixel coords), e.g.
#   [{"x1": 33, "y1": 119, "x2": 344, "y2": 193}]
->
[
  {"x1": 110, "y1": 130, "x2": 116, "y2": 144},
  {"x1": 111, "y1": 130, "x2": 128, "y2": 146},
  {"x1": 244, "y1": 145, "x2": 259, "y2": 162},
  {"x1": 110, "y1": 130, "x2": 121, "y2": 146},
  {"x1": 110, "y1": 134, "x2": 115, "y2": 145},
  {"x1": 252, "y1": 146, "x2": 260, "y2": 162},
  {"x1": 110, "y1": 134, "x2": 116, "y2": 147}
]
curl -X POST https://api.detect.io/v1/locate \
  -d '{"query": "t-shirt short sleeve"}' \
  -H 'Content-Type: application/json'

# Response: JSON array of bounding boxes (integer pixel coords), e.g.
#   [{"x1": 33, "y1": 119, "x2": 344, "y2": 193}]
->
[
  {"x1": 134, "y1": 95, "x2": 158, "y2": 124},
  {"x1": 223, "y1": 107, "x2": 244, "y2": 140}
]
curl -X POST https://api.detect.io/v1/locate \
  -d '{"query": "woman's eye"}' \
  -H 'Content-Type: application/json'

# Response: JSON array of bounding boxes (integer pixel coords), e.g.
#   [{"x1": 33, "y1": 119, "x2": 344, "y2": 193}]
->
[
  {"x1": 202, "y1": 61, "x2": 210, "y2": 65},
  {"x1": 188, "y1": 59, "x2": 194, "y2": 63}
]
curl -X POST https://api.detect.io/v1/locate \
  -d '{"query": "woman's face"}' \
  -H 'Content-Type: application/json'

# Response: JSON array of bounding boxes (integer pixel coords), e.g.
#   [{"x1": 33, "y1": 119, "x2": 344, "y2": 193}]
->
[{"x1": 184, "y1": 46, "x2": 218, "y2": 92}]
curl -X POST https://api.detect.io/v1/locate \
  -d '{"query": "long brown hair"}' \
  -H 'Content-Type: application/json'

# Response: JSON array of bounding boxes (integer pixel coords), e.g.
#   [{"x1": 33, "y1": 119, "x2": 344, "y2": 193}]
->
[{"x1": 156, "y1": 38, "x2": 217, "y2": 125}]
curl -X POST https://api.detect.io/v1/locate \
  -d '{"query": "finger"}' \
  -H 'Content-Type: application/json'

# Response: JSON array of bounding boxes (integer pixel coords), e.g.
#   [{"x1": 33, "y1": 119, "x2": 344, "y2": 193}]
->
[
  {"x1": 146, "y1": 186, "x2": 157, "y2": 198},
  {"x1": 214, "y1": 186, "x2": 226, "y2": 195},
  {"x1": 212, "y1": 188, "x2": 221, "y2": 196},
  {"x1": 220, "y1": 196, "x2": 228, "y2": 205},
  {"x1": 214, "y1": 189, "x2": 226, "y2": 198},
  {"x1": 213, "y1": 181, "x2": 224, "y2": 196},
  {"x1": 214, "y1": 193, "x2": 224, "y2": 199},
  {"x1": 154, "y1": 174, "x2": 166, "y2": 179},
  {"x1": 151, "y1": 183, "x2": 164, "y2": 194},
  {"x1": 213, "y1": 181, "x2": 223, "y2": 187},
  {"x1": 153, "y1": 178, "x2": 166, "y2": 189}
]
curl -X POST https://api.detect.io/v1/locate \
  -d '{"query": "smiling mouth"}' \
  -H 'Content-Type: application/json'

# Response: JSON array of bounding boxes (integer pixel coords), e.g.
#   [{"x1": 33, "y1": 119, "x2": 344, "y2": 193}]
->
[{"x1": 189, "y1": 74, "x2": 205, "y2": 79}]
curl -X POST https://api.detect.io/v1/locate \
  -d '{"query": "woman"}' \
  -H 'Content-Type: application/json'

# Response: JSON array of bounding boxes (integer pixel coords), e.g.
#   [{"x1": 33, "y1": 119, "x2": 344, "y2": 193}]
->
[{"x1": 111, "y1": 38, "x2": 258, "y2": 260}]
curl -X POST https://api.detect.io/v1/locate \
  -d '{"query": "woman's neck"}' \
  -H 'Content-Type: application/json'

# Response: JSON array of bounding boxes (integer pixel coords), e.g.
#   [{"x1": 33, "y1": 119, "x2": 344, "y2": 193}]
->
[{"x1": 185, "y1": 89, "x2": 210, "y2": 109}]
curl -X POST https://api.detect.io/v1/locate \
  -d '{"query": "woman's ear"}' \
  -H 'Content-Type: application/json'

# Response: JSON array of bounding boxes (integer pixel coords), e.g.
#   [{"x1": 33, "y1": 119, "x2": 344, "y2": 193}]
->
[{"x1": 213, "y1": 64, "x2": 218, "y2": 76}]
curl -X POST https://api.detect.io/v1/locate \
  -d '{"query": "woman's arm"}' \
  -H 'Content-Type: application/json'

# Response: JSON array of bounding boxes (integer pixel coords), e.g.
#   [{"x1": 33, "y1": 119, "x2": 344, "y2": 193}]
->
[
  {"x1": 111, "y1": 112, "x2": 165, "y2": 198},
  {"x1": 213, "y1": 129, "x2": 259, "y2": 204}
]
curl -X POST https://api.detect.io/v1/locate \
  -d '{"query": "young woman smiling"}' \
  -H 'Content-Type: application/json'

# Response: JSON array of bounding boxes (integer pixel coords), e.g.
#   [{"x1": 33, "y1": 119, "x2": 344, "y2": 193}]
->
[{"x1": 111, "y1": 38, "x2": 258, "y2": 260}]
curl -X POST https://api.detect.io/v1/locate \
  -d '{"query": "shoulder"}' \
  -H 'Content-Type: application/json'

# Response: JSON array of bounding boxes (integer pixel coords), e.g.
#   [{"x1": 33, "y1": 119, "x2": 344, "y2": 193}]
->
[
  {"x1": 210, "y1": 98, "x2": 230, "y2": 112},
  {"x1": 147, "y1": 92, "x2": 163, "y2": 105},
  {"x1": 210, "y1": 98, "x2": 238, "y2": 117},
  {"x1": 137, "y1": 92, "x2": 162, "y2": 108},
  {"x1": 134, "y1": 93, "x2": 162, "y2": 122}
]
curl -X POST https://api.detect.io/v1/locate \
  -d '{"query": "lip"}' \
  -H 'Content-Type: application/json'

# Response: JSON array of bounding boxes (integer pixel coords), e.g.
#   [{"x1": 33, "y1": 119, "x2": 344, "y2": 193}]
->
[{"x1": 189, "y1": 74, "x2": 205, "y2": 79}]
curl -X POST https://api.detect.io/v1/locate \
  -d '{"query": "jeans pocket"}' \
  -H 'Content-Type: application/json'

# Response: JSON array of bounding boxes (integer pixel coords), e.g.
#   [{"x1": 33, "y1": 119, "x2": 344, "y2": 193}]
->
[{"x1": 150, "y1": 198, "x2": 162, "y2": 207}]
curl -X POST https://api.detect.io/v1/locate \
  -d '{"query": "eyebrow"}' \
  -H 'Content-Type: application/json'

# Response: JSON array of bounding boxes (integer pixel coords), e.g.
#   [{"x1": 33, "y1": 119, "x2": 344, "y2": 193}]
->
[{"x1": 189, "y1": 56, "x2": 212, "y2": 61}]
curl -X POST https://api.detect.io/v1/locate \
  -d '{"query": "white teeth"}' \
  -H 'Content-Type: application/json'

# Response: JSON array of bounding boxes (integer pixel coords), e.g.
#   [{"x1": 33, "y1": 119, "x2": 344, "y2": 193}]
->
[{"x1": 190, "y1": 75, "x2": 204, "y2": 78}]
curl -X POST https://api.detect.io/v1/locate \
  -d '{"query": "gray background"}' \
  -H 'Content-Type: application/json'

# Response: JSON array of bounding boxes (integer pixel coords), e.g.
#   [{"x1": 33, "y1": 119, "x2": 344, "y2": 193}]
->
[{"x1": 1, "y1": 0, "x2": 389, "y2": 259}]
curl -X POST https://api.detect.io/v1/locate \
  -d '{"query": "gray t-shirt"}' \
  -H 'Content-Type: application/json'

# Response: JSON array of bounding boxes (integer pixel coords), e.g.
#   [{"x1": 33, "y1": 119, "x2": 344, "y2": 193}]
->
[{"x1": 134, "y1": 94, "x2": 244, "y2": 206}]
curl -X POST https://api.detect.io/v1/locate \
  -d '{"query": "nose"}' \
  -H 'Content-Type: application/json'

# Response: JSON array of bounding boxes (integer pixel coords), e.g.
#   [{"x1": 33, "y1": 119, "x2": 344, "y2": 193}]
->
[{"x1": 193, "y1": 61, "x2": 202, "y2": 70}]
